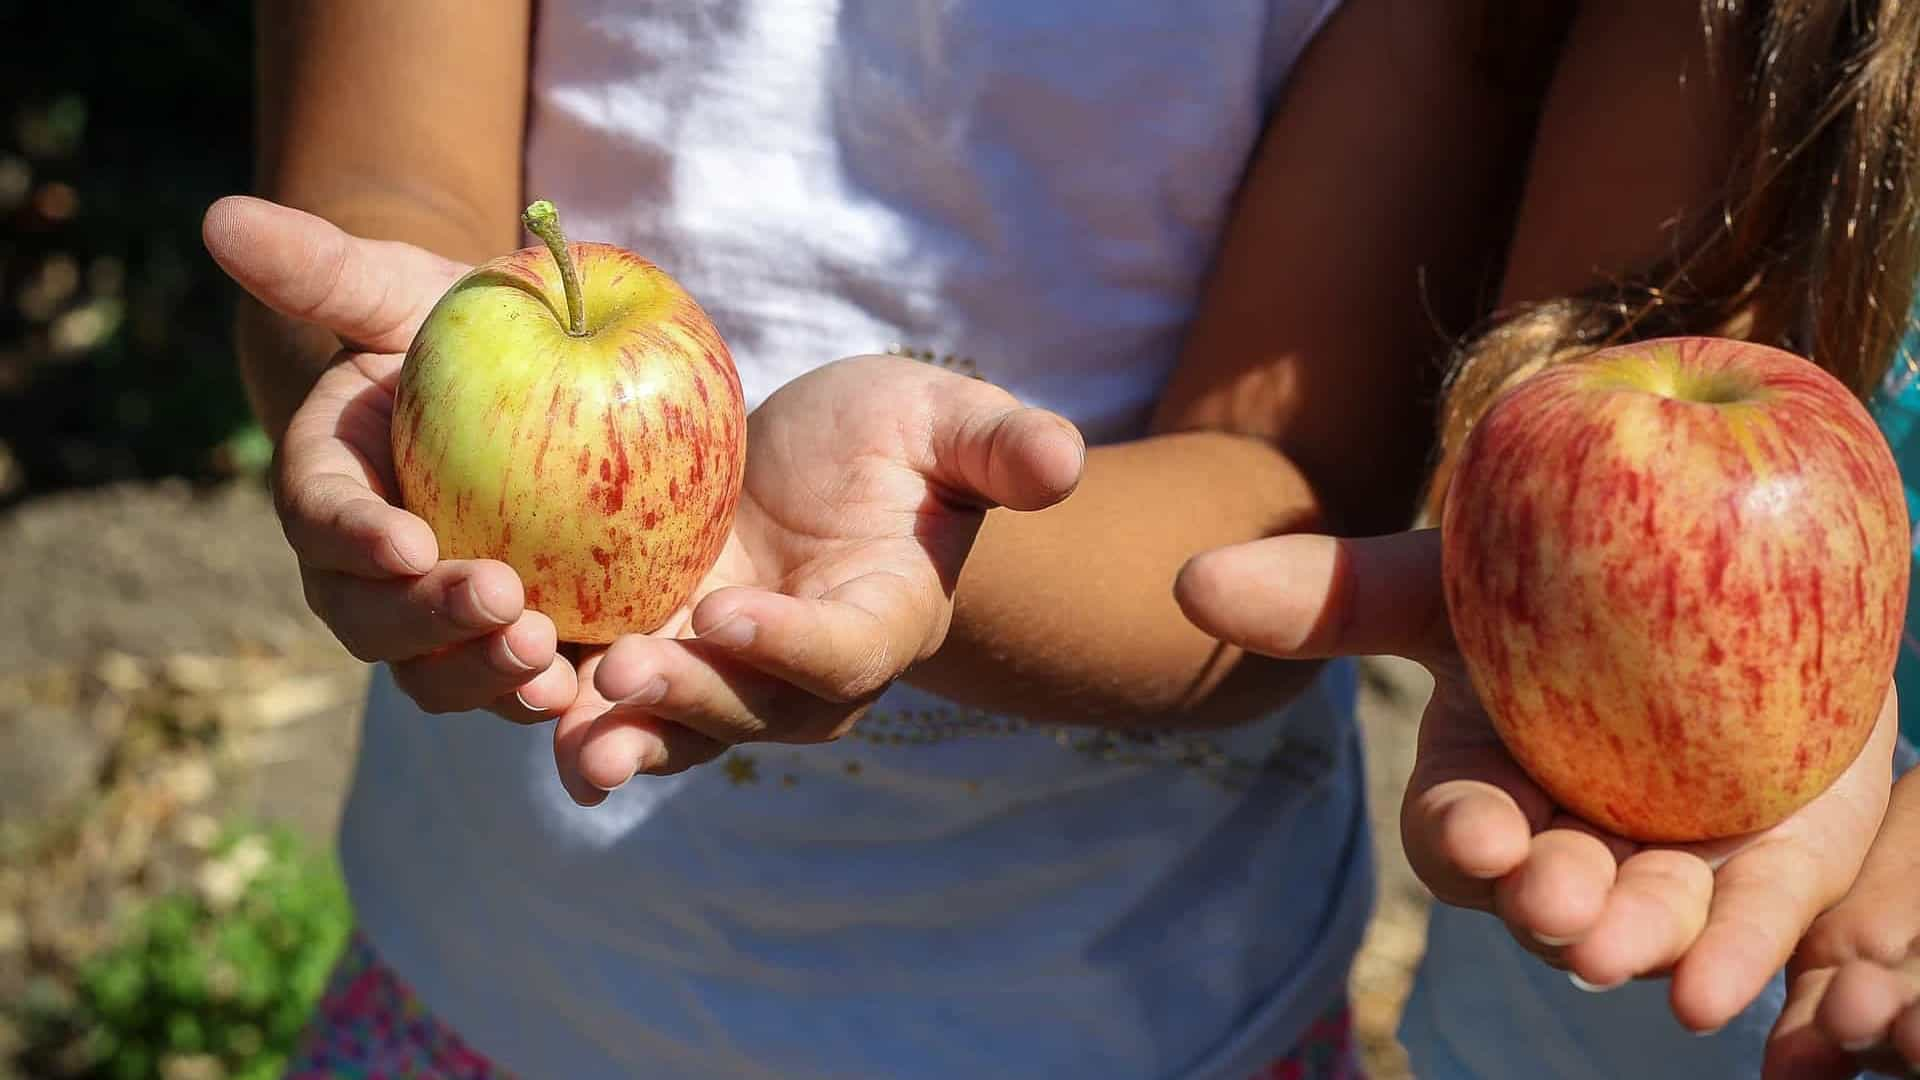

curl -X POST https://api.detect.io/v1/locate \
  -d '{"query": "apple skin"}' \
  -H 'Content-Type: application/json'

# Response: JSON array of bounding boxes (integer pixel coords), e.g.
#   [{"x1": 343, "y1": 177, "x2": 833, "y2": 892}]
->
[
  {"x1": 1440, "y1": 337, "x2": 1908, "y2": 842},
  {"x1": 391, "y1": 240, "x2": 747, "y2": 644}
]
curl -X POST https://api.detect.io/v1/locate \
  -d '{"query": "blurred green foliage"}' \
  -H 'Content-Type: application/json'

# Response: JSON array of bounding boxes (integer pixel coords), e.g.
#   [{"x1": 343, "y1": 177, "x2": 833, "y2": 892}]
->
[
  {"x1": 15, "y1": 824, "x2": 352, "y2": 1080},
  {"x1": 1, "y1": 0, "x2": 264, "y2": 505}
]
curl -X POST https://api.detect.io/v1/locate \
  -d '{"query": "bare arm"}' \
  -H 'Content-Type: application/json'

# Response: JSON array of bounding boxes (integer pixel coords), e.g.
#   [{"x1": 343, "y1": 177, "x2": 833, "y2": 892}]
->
[
  {"x1": 1488, "y1": 0, "x2": 1734, "y2": 310},
  {"x1": 902, "y1": 0, "x2": 1536, "y2": 728},
  {"x1": 1183, "y1": 0, "x2": 1882, "y2": 1040},
  {"x1": 238, "y1": 0, "x2": 531, "y2": 438}
]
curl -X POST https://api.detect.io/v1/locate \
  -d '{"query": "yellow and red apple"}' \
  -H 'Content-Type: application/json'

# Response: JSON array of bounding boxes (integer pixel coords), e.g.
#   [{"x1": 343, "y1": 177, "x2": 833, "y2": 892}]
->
[
  {"x1": 1441, "y1": 337, "x2": 1908, "y2": 842},
  {"x1": 391, "y1": 201, "x2": 747, "y2": 644}
]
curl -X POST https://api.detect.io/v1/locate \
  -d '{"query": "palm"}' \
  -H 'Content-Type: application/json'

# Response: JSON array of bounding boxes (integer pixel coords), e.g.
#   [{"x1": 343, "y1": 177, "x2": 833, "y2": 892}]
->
[
  {"x1": 584, "y1": 358, "x2": 1003, "y2": 648},
  {"x1": 737, "y1": 362, "x2": 978, "y2": 602},
  {"x1": 209, "y1": 195, "x2": 1083, "y2": 799},
  {"x1": 559, "y1": 352, "x2": 1079, "y2": 797},
  {"x1": 1175, "y1": 527, "x2": 1897, "y2": 1036}
]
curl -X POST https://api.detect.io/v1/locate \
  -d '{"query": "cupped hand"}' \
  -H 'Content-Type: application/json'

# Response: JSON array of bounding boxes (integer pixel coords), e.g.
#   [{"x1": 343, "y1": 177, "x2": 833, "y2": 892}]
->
[
  {"x1": 202, "y1": 196, "x2": 578, "y2": 721},
  {"x1": 557, "y1": 354, "x2": 1085, "y2": 803},
  {"x1": 1175, "y1": 527, "x2": 1897, "y2": 1036},
  {"x1": 1765, "y1": 767, "x2": 1920, "y2": 1079}
]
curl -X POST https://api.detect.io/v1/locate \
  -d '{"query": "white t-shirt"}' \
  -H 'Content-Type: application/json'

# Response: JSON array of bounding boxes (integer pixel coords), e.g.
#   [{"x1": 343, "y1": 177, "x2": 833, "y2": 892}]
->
[{"x1": 337, "y1": 3, "x2": 1369, "y2": 1077}]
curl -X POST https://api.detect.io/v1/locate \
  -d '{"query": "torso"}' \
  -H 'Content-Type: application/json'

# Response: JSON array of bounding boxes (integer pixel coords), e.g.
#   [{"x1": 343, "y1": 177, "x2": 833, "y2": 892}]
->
[{"x1": 337, "y1": 4, "x2": 1376, "y2": 1077}]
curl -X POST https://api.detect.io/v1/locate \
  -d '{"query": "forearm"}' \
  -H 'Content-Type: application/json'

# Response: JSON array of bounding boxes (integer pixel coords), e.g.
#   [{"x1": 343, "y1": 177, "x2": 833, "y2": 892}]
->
[
  {"x1": 239, "y1": 0, "x2": 529, "y2": 439},
  {"x1": 903, "y1": 430, "x2": 1330, "y2": 729},
  {"x1": 902, "y1": 0, "x2": 1537, "y2": 728}
]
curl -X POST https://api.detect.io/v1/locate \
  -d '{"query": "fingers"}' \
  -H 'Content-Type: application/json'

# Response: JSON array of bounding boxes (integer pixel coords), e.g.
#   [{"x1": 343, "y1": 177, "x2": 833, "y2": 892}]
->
[
  {"x1": 1558, "y1": 849, "x2": 1714, "y2": 993},
  {"x1": 388, "y1": 611, "x2": 561, "y2": 714},
  {"x1": 272, "y1": 359, "x2": 437, "y2": 574},
  {"x1": 1671, "y1": 706, "x2": 1898, "y2": 1033},
  {"x1": 572, "y1": 632, "x2": 876, "y2": 798},
  {"x1": 279, "y1": 469, "x2": 437, "y2": 578},
  {"x1": 1816, "y1": 961, "x2": 1920, "y2": 1056},
  {"x1": 592, "y1": 634, "x2": 864, "y2": 747},
  {"x1": 1401, "y1": 777, "x2": 1538, "y2": 910},
  {"x1": 202, "y1": 195, "x2": 466, "y2": 354},
  {"x1": 1765, "y1": 967, "x2": 1861, "y2": 1080},
  {"x1": 1895, "y1": 997, "x2": 1920, "y2": 1070},
  {"x1": 303, "y1": 560, "x2": 524, "y2": 663},
  {"x1": 1491, "y1": 818, "x2": 1622, "y2": 952},
  {"x1": 1671, "y1": 843, "x2": 1834, "y2": 1035},
  {"x1": 1175, "y1": 530, "x2": 1453, "y2": 666},
  {"x1": 552, "y1": 652, "x2": 729, "y2": 806},
  {"x1": 685, "y1": 576, "x2": 937, "y2": 703},
  {"x1": 1401, "y1": 687, "x2": 1557, "y2": 908},
  {"x1": 912, "y1": 374, "x2": 1085, "y2": 511}
]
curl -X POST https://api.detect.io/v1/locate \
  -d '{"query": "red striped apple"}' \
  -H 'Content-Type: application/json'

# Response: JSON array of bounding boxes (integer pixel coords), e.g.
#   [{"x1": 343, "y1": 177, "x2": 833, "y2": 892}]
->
[
  {"x1": 1440, "y1": 337, "x2": 1908, "y2": 842},
  {"x1": 391, "y1": 200, "x2": 747, "y2": 644}
]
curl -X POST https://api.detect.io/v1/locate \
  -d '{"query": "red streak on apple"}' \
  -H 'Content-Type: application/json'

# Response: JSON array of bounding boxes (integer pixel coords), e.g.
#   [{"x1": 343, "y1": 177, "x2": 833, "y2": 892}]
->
[
  {"x1": 1440, "y1": 337, "x2": 1908, "y2": 842},
  {"x1": 391, "y1": 205, "x2": 748, "y2": 645}
]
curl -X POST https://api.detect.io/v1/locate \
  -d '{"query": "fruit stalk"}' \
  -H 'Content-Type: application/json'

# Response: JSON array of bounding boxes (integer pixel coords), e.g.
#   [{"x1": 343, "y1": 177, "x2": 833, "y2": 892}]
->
[{"x1": 522, "y1": 200, "x2": 587, "y2": 337}]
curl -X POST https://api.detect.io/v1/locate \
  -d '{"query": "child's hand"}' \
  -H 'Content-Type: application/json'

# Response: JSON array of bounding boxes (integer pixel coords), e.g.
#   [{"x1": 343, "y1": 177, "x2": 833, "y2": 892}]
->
[
  {"x1": 1765, "y1": 766, "x2": 1920, "y2": 1079},
  {"x1": 202, "y1": 197, "x2": 580, "y2": 724},
  {"x1": 1176, "y1": 528, "x2": 1899, "y2": 1037},
  {"x1": 553, "y1": 355, "x2": 1086, "y2": 803}
]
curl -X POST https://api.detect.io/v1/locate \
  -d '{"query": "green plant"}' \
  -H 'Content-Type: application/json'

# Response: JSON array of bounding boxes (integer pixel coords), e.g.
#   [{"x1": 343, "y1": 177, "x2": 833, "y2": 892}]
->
[{"x1": 16, "y1": 823, "x2": 352, "y2": 1080}]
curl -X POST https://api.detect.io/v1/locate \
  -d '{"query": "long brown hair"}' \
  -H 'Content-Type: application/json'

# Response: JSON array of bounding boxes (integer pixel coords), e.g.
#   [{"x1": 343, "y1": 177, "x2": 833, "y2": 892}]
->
[{"x1": 1425, "y1": 0, "x2": 1920, "y2": 521}]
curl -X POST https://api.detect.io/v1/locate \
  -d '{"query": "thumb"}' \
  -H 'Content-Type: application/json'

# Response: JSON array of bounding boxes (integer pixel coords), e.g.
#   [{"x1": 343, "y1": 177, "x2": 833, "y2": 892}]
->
[
  {"x1": 925, "y1": 391, "x2": 1086, "y2": 513},
  {"x1": 201, "y1": 195, "x2": 467, "y2": 354},
  {"x1": 1175, "y1": 528, "x2": 1454, "y2": 665}
]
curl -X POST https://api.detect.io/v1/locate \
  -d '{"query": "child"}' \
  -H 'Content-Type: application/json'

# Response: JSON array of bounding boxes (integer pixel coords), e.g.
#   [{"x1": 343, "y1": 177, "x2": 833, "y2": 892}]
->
[
  {"x1": 1179, "y1": 3, "x2": 1920, "y2": 1076},
  {"x1": 1382, "y1": 322, "x2": 1920, "y2": 1080},
  {"x1": 206, "y1": 1, "x2": 1910, "y2": 1076}
]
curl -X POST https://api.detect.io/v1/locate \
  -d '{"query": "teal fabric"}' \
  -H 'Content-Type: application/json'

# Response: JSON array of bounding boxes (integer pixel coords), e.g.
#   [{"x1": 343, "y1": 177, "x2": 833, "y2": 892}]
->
[{"x1": 1865, "y1": 308, "x2": 1920, "y2": 747}]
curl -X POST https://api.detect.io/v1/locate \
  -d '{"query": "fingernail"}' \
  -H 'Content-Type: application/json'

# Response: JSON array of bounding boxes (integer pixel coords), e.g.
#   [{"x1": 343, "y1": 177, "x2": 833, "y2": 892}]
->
[
  {"x1": 1840, "y1": 1036, "x2": 1883, "y2": 1053},
  {"x1": 1533, "y1": 932, "x2": 1577, "y2": 948},
  {"x1": 595, "y1": 764, "x2": 639, "y2": 794},
  {"x1": 386, "y1": 537, "x2": 433, "y2": 575},
  {"x1": 622, "y1": 676, "x2": 668, "y2": 706},
  {"x1": 496, "y1": 633, "x2": 539, "y2": 674},
  {"x1": 513, "y1": 690, "x2": 548, "y2": 715},
  {"x1": 701, "y1": 614, "x2": 756, "y2": 649},
  {"x1": 1568, "y1": 972, "x2": 1622, "y2": 994},
  {"x1": 1690, "y1": 1026, "x2": 1723, "y2": 1038}
]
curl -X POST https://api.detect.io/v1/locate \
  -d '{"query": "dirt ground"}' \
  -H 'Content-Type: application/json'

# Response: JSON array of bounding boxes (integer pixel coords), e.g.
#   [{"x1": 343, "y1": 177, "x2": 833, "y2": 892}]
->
[{"x1": 0, "y1": 479, "x2": 1433, "y2": 1078}]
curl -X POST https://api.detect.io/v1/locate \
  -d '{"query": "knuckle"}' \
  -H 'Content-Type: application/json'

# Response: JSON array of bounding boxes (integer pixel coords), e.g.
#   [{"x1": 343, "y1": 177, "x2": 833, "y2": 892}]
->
[{"x1": 1848, "y1": 913, "x2": 1920, "y2": 967}]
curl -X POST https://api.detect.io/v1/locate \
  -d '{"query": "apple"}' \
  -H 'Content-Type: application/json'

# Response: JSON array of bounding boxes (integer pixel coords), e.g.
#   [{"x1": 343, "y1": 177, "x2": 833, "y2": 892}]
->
[
  {"x1": 1440, "y1": 336, "x2": 1908, "y2": 842},
  {"x1": 390, "y1": 200, "x2": 747, "y2": 644}
]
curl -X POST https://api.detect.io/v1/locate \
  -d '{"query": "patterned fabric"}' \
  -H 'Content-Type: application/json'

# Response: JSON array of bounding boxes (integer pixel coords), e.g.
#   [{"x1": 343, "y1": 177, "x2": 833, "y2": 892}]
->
[
  {"x1": 284, "y1": 931, "x2": 1363, "y2": 1079},
  {"x1": 1866, "y1": 307, "x2": 1920, "y2": 748},
  {"x1": 1246, "y1": 1004, "x2": 1367, "y2": 1080},
  {"x1": 283, "y1": 933, "x2": 510, "y2": 1079}
]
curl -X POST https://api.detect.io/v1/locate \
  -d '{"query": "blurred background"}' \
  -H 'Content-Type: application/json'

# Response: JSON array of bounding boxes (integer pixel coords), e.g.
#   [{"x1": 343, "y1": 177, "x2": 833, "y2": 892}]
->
[{"x1": 0, "y1": 5, "x2": 1433, "y2": 1078}]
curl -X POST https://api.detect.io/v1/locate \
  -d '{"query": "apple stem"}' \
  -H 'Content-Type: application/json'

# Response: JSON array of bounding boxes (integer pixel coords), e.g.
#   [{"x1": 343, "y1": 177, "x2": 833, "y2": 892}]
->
[{"x1": 522, "y1": 200, "x2": 587, "y2": 336}]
